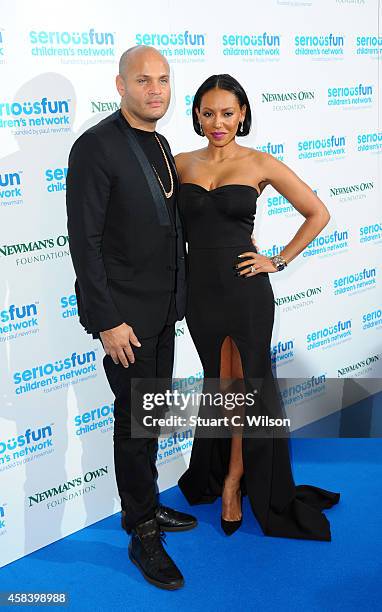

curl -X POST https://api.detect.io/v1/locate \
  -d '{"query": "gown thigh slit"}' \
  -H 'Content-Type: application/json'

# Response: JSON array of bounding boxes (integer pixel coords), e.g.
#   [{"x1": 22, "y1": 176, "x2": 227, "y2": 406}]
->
[{"x1": 177, "y1": 182, "x2": 340, "y2": 541}]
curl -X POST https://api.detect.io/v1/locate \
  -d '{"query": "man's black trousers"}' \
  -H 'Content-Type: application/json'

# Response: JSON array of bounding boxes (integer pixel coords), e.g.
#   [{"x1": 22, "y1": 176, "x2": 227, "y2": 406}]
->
[{"x1": 102, "y1": 317, "x2": 175, "y2": 531}]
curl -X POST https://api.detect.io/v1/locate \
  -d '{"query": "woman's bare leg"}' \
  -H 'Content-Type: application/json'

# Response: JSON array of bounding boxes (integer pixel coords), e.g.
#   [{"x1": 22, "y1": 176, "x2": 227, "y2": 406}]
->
[
  {"x1": 220, "y1": 337, "x2": 244, "y2": 521},
  {"x1": 222, "y1": 435, "x2": 243, "y2": 520}
]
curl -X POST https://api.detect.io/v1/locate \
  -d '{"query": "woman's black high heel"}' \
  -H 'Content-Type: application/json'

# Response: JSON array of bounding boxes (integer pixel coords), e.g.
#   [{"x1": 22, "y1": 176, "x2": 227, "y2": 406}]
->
[{"x1": 221, "y1": 487, "x2": 243, "y2": 536}]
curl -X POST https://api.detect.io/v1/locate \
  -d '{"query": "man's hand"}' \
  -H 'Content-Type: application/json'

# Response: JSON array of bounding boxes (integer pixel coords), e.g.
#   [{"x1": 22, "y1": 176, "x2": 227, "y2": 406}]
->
[{"x1": 100, "y1": 323, "x2": 141, "y2": 367}]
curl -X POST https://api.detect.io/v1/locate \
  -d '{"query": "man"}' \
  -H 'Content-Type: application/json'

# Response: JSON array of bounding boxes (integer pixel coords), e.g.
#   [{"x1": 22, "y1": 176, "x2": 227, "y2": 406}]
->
[{"x1": 66, "y1": 45, "x2": 197, "y2": 590}]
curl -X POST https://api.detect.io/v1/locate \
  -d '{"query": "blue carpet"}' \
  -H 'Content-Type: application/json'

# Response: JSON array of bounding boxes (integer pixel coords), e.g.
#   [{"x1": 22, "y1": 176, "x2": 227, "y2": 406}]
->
[{"x1": 1, "y1": 439, "x2": 381, "y2": 611}]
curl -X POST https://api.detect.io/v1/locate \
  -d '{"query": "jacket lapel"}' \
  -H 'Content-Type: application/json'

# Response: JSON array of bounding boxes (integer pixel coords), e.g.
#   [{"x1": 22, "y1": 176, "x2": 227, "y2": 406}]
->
[
  {"x1": 114, "y1": 110, "x2": 187, "y2": 286},
  {"x1": 115, "y1": 111, "x2": 171, "y2": 226}
]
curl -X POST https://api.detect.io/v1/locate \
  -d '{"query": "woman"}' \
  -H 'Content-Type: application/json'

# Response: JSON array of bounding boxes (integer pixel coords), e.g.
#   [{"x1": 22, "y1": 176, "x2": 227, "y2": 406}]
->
[{"x1": 175, "y1": 74, "x2": 340, "y2": 539}]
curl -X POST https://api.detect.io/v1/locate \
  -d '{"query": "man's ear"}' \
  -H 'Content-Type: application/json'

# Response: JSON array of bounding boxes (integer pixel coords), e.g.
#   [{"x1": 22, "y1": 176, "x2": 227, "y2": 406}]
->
[{"x1": 116, "y1": 74, "x2": 125, "y2": 97}]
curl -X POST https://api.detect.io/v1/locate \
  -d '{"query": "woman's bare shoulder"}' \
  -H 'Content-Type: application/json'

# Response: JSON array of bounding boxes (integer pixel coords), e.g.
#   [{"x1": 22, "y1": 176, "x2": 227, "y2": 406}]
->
[
  {"x1": 242, "y1": 148, "x2": 278, "y2": 193},
  {"x1": 174, "y1": 149, "x2": 206, "y2": 178},
  {"x1": 250, "y1": 147, "x2": 286, "y2": 170},
  {"x1": 174, "y1": 148, "x2": 206, "y2": 162},
  {"x1": 244, "y1": 147, "x2": 270, "y2": 165}
]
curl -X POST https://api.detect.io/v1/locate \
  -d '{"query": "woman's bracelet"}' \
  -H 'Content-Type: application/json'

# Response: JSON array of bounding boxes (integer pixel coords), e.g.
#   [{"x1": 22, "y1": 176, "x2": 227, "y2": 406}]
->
[{"x1": 270, "y1": 254, "x2": 288, "y2": 271}]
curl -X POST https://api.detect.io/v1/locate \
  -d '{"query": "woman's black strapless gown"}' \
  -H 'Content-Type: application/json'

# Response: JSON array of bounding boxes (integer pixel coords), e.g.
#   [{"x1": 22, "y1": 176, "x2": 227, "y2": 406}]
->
[{"x1": 177, "y1": 182, "x2": 340, "y2": 541}]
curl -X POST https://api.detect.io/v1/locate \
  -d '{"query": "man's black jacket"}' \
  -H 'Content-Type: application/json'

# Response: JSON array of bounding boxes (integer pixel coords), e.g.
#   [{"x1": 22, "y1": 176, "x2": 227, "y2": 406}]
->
[{"x1": 66, "y1": 109, "x2": 187, "y2": 339}]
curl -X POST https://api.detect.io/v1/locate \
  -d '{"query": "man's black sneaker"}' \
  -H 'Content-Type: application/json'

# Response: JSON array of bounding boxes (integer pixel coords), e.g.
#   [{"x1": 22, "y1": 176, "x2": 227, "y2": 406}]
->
[{"x1": 128, "y1": 517, "x2": 184, "y2": 590}]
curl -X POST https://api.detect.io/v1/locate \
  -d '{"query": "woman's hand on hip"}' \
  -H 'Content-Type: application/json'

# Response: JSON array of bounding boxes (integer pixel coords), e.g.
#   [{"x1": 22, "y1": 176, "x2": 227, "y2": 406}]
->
[{"x1": 235, "y1": 251, "x2": 278, "y2": 276}]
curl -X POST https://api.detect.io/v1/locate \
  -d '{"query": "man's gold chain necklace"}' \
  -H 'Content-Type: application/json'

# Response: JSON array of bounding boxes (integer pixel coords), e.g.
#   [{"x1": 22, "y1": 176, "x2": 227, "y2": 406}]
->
[{"x1": 152, "y1": 134, "x2": 174, "y2": 198}]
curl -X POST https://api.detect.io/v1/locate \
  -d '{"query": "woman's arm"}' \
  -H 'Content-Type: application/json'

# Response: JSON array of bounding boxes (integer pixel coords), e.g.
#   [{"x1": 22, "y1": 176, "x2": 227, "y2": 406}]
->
[
  {"x1": 237, "y1": 153, "x2": 330, "y2": 276},
  {"x1": 260, "y1": 152, "x2": 330, "y2": 265}
]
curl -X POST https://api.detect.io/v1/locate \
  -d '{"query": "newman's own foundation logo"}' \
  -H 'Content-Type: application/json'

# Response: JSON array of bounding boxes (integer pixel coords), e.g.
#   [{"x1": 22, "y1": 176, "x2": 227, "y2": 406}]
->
[{"x1": 28, "y1": 465, "x2": 109, "y2": 507}]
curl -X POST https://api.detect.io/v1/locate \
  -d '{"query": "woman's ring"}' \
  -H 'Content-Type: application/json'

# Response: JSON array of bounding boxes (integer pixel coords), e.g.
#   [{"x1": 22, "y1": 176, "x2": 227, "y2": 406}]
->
[{"x1": 250, "y1": 265, "x2": 255, "y2": 273}]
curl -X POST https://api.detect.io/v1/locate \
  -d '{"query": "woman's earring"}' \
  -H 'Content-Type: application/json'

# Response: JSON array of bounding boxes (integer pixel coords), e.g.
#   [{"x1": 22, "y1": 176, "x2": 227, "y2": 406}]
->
[
  {"x1": 240, "y1": 121, "x2": 244, "y2": 133},
  {"x1": 199, "y1": 121, "x2": 204, "y2": 136}
]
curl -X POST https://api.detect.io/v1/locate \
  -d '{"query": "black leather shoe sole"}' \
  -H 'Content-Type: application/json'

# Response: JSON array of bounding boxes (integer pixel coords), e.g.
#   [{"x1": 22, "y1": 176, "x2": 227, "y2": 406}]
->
[
  {"x1": 128, "y1": 549, "x2": 185, "y2": 590},
  {"x1": 122, "y1": 514, "x2": 198, "y2": 533},
  {"x1": 157, "y1": 519, "x2": 198, "y2": 532}
]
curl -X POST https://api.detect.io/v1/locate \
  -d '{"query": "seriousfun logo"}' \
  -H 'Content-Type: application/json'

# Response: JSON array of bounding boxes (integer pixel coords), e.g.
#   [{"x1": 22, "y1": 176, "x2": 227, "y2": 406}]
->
[
  {"x1": 0, "y1": 424, "x2": 54, "y2": 469},
  {"x1": 298, "y1": 134, "x2": 346, "y2": 160},
  {"x1": 359, "y1": 221, "x2": 382, "y2": 244},
  {"x1": 12, "y1": 350, "x2": 97, "y2": 395},
  {"x1": 280, "y1": 374, "x2": 326, "y2": 408},
  {"x1": 185, "y1": 94, "x2": 195, "y2": 116},
  {"x1": 0, "y1": 98, "x2": 71, "y2": 137},
  {"x1": 45, "y1": 166, "x2": 67, "y2": 193},
  {"x1": 357, "y1": 130, "x2": 382, "y2": 153},
  {"x1": 0, "y1": 170, "x2": 23, "y2": 207},
  {"x1": 333, "y1": 267, "x2": 376, "y2": 296},
  {"x1": 27, "y1": 466, "x2": 109, "y2": 509},
  {"x1": 327, "y1": 83, "x2": 373, "y2": 107},
  {"x1": 221, "y1": 32, "x2": 281, "y2": 59},
  {"x1": 362, "y1": 307, "x2": 382, "y2": 331},
  {"x1": 157, "y1": 430, "x2": 193, "y2": 462},
  {"x1": 303, "y1": 229, "x2": 349, "y2": 258},
  {"x1": 307, "y1": 319, "x2": 352, "y2": 351},
  {"x1": 28, "y1": 29, "x2": 115, "y2": 61},
  {"x1": 135, "y1": 31, "x2": 206, "y2": 61},
  {"x1": 60, "y1": 293, "x2": 78, "y2": 319},
  {"x1": 271, "y1": 339, "x2": 294, "y2": 366},
  {"x1": 294, "y1": 33, "x2": 345, "y2": 57},
  {"x1": 0, "y1": 302, "x2": 40, "y2": 342},
  {"x1": 356, "y1": 34, "x2": 382, "y2": 57},
  {"x1": 73, "y1": 402, "x2": 114, "y2": 436}
]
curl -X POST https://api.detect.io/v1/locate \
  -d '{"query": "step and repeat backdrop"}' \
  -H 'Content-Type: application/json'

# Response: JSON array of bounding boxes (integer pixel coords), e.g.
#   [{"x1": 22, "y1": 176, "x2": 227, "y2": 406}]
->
[{"x1": 1, "y1": 0, "x2": 381, "y2": 567}]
